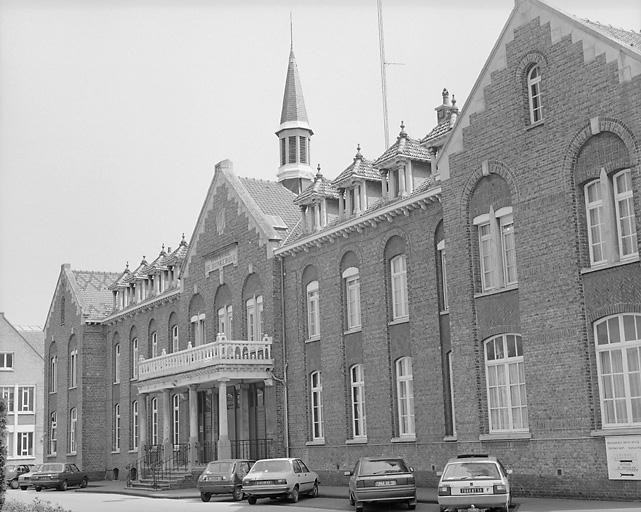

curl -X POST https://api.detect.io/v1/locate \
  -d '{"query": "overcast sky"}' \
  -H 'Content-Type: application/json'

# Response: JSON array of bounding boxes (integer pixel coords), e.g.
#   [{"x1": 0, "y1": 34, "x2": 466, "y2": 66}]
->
[{"x1": 1, "y1": 0, "x2": 639, "y2": 327}]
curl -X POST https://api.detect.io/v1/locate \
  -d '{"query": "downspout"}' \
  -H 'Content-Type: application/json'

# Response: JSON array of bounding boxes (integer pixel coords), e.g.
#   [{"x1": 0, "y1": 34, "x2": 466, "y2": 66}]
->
[{"x1": 279, "y1": 255, "x2": 290, "y2": 457}]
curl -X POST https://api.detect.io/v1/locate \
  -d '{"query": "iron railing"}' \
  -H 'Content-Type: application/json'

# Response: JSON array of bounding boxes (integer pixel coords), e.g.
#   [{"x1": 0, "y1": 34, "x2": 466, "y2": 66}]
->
[{"x1": 231, "y1": 438, "x2": 273, "y2": 460}]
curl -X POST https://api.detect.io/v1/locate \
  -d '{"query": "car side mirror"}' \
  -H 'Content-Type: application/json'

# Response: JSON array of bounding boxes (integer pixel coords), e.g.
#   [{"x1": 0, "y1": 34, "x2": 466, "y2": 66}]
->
[
  {"x1": 507, "y1": 469, "x2": 513, "y2": 475},
  {"x1": 343, "y1": 471, "x2": 352, "y2": 477},
  {"x1": 436, "y1": 471, "x2": 443, "y2": 477}
]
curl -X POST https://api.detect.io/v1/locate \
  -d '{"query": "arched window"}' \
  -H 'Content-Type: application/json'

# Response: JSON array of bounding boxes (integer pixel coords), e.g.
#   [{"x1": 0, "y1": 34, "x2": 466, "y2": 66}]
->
[
  {"x1": 310, "y1": 371, "x2": 324, "y2": 441},
  {"x1": 246, "y1": 295, "x2": 263, "y2": 341},
  {"x1": 343, "y1": 267, "x2": 361, "y2": 330},
  {"x1": 390, "y1": 255, "x2": 408, "y2": 320},
  {"x1": 595, "y1": 314, "x2": 641, "y2": 427},
  {"x1": 131, "y1": 401, "x2": 139, "y2": 450},
  {"x1": 113, "y1": 343, "x2": 120, "y2": 383},
  {"x1": 69, "y1": 408, "x2": 77, "y2": 454},
  {"x1": 69, "y1": 343, "x2": 78, "y2": 389},
  {"x1": 395, "y1": 357, "x2": 415, "y2": 437},
  {"x1": 307, "y1": 281, "x2": 320, "y2": 339},
  {"x1": 131, "y1": 337, "x2": 139, "y2": 379},
  {"x1": 527, "y1": 64, "x2": 542, "y2": 124},
  {"x1": 484, "y1": 334, "x2": 528, "y2": 432},
  {"x1": 113, "y1": 403, "x2": 121, "y2": 452},
  {"x1": 350, "y1": 364, "x2": 366, "y2": 439},
  {"x1": 49, "y1": 411, "x2": 57, "y2": 455}
]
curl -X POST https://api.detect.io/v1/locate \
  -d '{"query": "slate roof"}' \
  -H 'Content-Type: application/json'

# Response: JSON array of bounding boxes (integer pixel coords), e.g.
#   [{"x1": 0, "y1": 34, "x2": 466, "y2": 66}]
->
[
  {"x1": 239, "y1": 176, "x2": 301, "y2": 232},
  {"x1": 422, "y1": 120, "x2": 454, "y2": 144},
  {"x1": 68, "y1": 269, "x2": 120, "y2": 321},
  {"x1": 280, "y1": 49, "x2": 310, "y2": 126},
  {"x1": 579, "y1": 19, "x2": 641, "y2": 54},
  {"x1": 332, "y1": 146, "x2": 380, "y2": 188},
  {"x1": 294, "y1": 170, "x2": 341, "y2": 205},
  {"x1": 163, "y1": 238, "x2": 189, "y2": 267},
  {"x1": 374, "y1": 124, "x2": 432, "y2": 168}
]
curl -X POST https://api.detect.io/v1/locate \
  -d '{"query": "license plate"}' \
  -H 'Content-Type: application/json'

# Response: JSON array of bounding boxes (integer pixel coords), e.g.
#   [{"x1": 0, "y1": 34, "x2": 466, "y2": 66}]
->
[
  {"x1": 460, "y1": 487, "x2": 484, "y2": 493},
  {"x1": 256, "y1": 480, "x2": 273, "y2": 485},
  {"x1": 375, "y1": 480, "x2": 396, "y2": 486}
]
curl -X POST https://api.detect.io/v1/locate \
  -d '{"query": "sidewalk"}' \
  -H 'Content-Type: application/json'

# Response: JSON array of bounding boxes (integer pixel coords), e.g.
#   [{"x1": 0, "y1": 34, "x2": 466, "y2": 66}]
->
[{"x1": 77, "y1": 480, "x2": 641, "y2": 511}]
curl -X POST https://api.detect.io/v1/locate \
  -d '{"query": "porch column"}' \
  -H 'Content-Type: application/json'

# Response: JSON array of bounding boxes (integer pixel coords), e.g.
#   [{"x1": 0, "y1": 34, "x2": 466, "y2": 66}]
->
[
  {"x1": 188, "y1": 385, "x2": 198, "y2": 469},
  {"x1": 137, "y1": 393, "x2": 147, "y2": 460},
  {"x1": 162, "y1": 388, "x2": 172, "y2": 462},
  {"x1": 217, "y1": 379, "x2": 231, "y2": 458}
]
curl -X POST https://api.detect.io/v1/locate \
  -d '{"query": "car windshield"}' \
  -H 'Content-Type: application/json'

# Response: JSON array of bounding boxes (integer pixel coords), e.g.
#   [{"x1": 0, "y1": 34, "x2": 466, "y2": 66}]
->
[
  {"x1": 251, "y1": 460, "x2": 290, "y2": 473},
  {"x1": 360, "y1": 459, "x2": 409, "y2": 475},
  {"x1": 40, "y1": 463, "x2": 65, "y2": 472},
  {"x1": 205, "y1": 461, "x2": 234, "y2": 474},
  {"x1": 442, "y1": 462, "x2": 501, "y2": 481}
]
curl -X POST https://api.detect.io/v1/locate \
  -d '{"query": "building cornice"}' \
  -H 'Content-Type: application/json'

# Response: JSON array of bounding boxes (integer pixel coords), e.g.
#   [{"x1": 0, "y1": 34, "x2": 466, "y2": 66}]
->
[
  {"x1": 275, "y1": 185, "x2": 441, "y2": 257},
  {"x1": 102, "y1": 288, "x2": 181, "y2": 325}
]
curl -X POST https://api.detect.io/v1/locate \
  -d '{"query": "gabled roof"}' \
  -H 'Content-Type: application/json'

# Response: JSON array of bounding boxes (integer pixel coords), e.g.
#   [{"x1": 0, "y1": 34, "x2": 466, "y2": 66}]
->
[
  {"x1": 374, "y1": 124, "x2": 432, "y2": 169},
  {"x1": 437, "y1": 0, "x2": 641, "y2": 179},
  {"x1": 239, "y1": 177, "x2": 301, "y2": 230},
  {"x1": 163, "y1": 238, "x2": 189, "y2": 268},
  {"x1": 278, "y1": 48, "x2": 312, "y2": 132},
  {"x1": 294, "y1": 168, "x2": 340, "y2": 205},
  {"x1": 332, "y1": 146, "x2": 380, "y2": 188},
  {"x1": 17, "y1": 327, "x2": 44, "y2": 359}
]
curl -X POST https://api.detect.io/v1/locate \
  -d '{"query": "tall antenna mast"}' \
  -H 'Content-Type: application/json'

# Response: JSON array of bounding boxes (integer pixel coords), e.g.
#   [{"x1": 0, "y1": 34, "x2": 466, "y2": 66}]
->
[
  {"x1": 290, "y1": 12, "x2": 293, "y2": 50},
  {"x1": 377, "y1": 0, "x2": 390, "y2": 148}
]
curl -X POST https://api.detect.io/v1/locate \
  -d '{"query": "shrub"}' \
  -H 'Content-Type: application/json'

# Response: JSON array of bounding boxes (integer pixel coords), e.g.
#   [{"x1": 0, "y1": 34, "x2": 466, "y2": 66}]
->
[{"x1": 3, "y1": 498, "x2": 73, "y2": 512}]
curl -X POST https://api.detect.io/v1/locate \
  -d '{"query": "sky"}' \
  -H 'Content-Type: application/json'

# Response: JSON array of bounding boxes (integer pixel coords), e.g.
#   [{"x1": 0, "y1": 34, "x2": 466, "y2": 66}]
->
[{"x1": 0, "y1": 0, "x2": 640, "y2": 328}]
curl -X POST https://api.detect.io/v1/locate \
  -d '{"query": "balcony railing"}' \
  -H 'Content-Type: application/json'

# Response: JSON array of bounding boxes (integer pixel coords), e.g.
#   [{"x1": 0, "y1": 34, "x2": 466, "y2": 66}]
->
[{"x1": 137, "y1": 334, "x2": 273, "y2": 381}]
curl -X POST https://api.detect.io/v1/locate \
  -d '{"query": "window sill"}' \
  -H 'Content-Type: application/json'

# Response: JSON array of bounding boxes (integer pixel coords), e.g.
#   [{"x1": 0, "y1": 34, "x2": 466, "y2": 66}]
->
[
  {"x1": 129, "y1": 449, "x2": 138, "y2": 453},
  {"x1": 305, "y1": 439, "x2": 325, "y2": 446},
  {"x1": 474, "y1": 284, "x2": 518, "y2": 299},
  {"x1": 581, "y1": 256, "x2": 639, "y2": 275},
  {"x1": 47, "y1": 454, "x2": 57, "y2": 458},
  {"x1": 66, "y1": 452, "x2": 77, "y2": 456},
  {"x1": 591, "y1": 427, "x2": 641, "y2": 437},
  {"x1": 389, "y1": 317, "x2": 409, "y2": 326},
  {"x1": 0, "y1": 369, "x2": 14, "y2": 372},
  {"x1": 49, "y1": 391, "x2": 57, "y2": 395},
  {"x1": 525, "y1": 120, "x2": 545, "y2": 131},
  {"x1": 443, "y1": 435, "x2": 457, "y2": 442},
  {"x1": 391, "y1": 435, "x2": 416, "y2": 443},
  {"x1": 113, "y1": 381, "x2": 120, "y2": 385},
  {"x1": 68, "y1": 386, "x2": 77, "y2": 390},
  {"x1": 479, "y1": 431, "x2": 531, "y2": 441},
  {"x1": 344, "y1": 327, "x2": 362, "y2": 335},
  {"x1": 111, "y1": 450, "x2": 121, "y2": 454},
  {"x1": 130, "y1": 377, "x2": 138, "y2": 382},
  {"x1": 346, "y1": 437, "x2": 368, "y2": 445},
  {"x1": 439, "y1": 310, "x2": 449, "y2": 316},
  {"x1": 305, "y1": 336, "x2": 321, "y2": 344}
]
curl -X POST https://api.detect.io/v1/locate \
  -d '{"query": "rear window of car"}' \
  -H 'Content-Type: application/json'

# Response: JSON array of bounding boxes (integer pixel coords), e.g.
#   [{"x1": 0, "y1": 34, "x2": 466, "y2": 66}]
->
[
  {"x1": 251, "y1": 460, "x2": 291, "y2": 473},
  {"x1": 40, "y1": 463, "x2": 65, "y2": 472},
  {"x1": 360, "y1": 459, "x2": 409, "y2": 475},
  {"x1": 442, "y1": 462, "x2": 501, "y2": 481},
  {"x1": 205, "y1": 461, "x2": 234, "y2": 474}
]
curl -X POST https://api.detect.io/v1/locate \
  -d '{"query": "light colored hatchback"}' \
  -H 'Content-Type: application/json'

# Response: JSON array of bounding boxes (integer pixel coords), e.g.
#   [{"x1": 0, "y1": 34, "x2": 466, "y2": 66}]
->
[
  {"x1": 242, "y1": 457, "x2": 319, "y2": 505},
  {"x1": 197, "y1": 459, "x2": 254, "y2": 502},
  {"x1": 437, "y1": 454, "x2": 512, "y2": 512}
]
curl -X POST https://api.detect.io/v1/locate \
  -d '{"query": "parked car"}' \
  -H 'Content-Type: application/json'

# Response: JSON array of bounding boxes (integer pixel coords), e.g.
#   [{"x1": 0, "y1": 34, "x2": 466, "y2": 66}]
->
[
  {"x1": 344, "y1": 457, "x2": 417, "y2": 511},
  {"x1": 242, "y1": 457, "x2": 319, "y2": 504},
  {"x1": 31, "y1": 463, "x2": 88, "y2": 492},
  {"x1": 197, "y1": 458, "x2": 254, "y2": 502},
  {"x1": 18, "y1": 464, "x2": 41, "y2": 490},
  {"x1": 6, "y1": 464, "x2": 34, "y2": 489},
  {"x1": 437, "y1": 454, "x2": 512, "y2": 512}
]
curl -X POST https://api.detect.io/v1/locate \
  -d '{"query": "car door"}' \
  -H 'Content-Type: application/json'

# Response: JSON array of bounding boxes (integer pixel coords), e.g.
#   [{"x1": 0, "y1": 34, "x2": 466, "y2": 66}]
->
[
  {"x1": 296, "y1": 459, "x2": 313, "y2": 491},
  {"x1": 68, "y1": 464, "x2": 80, "y2": 486}
]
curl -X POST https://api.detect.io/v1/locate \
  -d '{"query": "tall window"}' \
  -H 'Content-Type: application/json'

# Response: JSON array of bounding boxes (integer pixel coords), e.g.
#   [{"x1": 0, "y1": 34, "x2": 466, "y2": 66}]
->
[
  {"x1": 0, "y1": 352, "x2": 13, "y2": 369},
  {"x1": 343, "y1": 268, "x2": 361, "y2": 330},
  {"x1": 191, "y1": 314, "x2": 206, "y2": 346},
  {"x1": 299, "y1": 136, "x2": 308, "y2": 164},
  {"x1": 310, "y1": 371, "x2": 324, "y2": 441},
  {"x1": 527, "y1": 64, "x2": 542, "y2": 124},
  {"x1": 288, "y1": 136, "x2": 297, "y2": 163},
  {"x1": 113, "y1": 403, "x2": 121, "y2": 452},
  {"x1": 18, "y1": 386, "x2": 34, "y2": 413},
  {"x1": 350, "y1": 364, "x2": 366, "y2": 439},
  {"x1": 448, "y1": 351, "x2": 456, "y2": 435},
  {"x1": 18, "y1": 432, "x2": 34, "y2": 457},
  {"x1": 1, "y1": 386, "x2": 14, "y2": 412},
  {"x1": 50, "y1": 356, "x2": 57, "y2": 392},
  {"x1": 246, "y1": 295, "x2": 263, "y2": 341},
  {"x1": 306, "y1": 281, "x2": 320, "y2": 339},
  {"x1": 585, "y1": 169, "x2": 637, "y2": 266},
  {"x1": 69, "y1": 408, "x2": 77, "y2": 454},
  {"x1": 69, "y1": 349, "x2": 78, "y2": 388},
  {"x1": 395, "y1": 357, "x2": 415, "y2": 437},
  {"x1": 437, "y1": 240, "x2": 448, "y2": 311},
  {"x1": 131, "y1": 337, "x2": 139, "y2": 379},
  {"x1": 171, "y1": 325, "x2": 179, "y2": 353},
  {"x1": 485, "y1": 334, "x2": 528, "y2": 432},
  {"x1": 474, "y1": 207, "x2": 517, "y2": 292},
  {"x1": 60, "y1": 296, "x2": 65, "y2": 325},
  {"x1": 114, "y1": 344, "x2": 120, "y2": 383},
  {"x1": 172, "y1": 394, "x2": 180, "y2": 446},
  {"x1": 280, "y1": 138, "x2": 286, "y2": 166},
  {"x1": 218, "y1": 305, "x2": 233, "y2": 336},
  {"x1": 151, "y1": 398, "x2": 158, "y2": 445},
  {"x1": 595, "y1": 314, "x2": 641, "y2": 427},
  {"x1": 390, "y1": 255, "x2": 408, "y2": 320},
  {"x1": 49, "y1": 411, "x2": 57, "y2": 455},
  {"x1": 150, "y1": 332, "x2": 158, "y2": 358},
  {"x1": 132, "y1": 401, "x2": 139, "y2": 450}
]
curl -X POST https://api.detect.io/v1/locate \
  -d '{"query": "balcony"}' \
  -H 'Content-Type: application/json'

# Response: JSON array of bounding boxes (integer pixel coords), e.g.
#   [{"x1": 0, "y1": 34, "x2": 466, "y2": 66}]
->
[{"x1": 136, "y1": 334, "x2": 274, "y2": 392}]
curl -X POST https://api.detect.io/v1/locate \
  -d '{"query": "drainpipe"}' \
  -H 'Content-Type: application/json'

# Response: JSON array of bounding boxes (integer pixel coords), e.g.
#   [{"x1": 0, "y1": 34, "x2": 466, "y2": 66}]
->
[{"x1": 279, "y1": 256, "x2": 290, "y2": 457}]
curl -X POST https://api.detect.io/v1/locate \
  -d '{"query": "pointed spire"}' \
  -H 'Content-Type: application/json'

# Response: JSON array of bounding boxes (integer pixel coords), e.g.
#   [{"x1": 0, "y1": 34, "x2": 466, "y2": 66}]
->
[
  {"x1": 290, "y1": 11, "x2": 294, "y2": 52},
  {"x1": 279, "y1": 40, "x2": 310, "y2": 128}
]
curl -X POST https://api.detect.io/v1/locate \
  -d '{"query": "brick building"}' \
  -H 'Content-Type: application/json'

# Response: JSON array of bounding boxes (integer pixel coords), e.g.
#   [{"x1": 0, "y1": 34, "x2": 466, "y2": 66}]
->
[
  {"x1": 0, "y1": 313, "x2": 44, "y2": 465},
  {"x1": 43, "y1": 0, "x2": 641, "y2": 498}
]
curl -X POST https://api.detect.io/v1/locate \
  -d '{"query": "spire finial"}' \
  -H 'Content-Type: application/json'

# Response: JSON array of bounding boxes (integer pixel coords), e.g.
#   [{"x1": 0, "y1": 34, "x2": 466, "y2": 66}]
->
[
  {"x1": 125, "y1": 261, "x2": 129, "y2": 271},
  {"x1": 180, "y1": 233, "x2": 187, "y2": 246},
  {"x1": 316, "y1": 164, "x2": 323, "y2": 179},
  {"x1": 355, "y1": 144, "x2": 363, "y2": 160},
  {"x1": 399, "y1": 121, "x2": 407, "y2": 138},
  {"x1": 290, "y1": 12, "x2": 294, "y2": 51}
]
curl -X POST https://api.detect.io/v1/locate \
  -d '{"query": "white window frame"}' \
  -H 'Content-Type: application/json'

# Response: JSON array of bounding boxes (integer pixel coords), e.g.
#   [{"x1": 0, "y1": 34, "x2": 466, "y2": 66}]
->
[
  {"x1": 310, "y1": 371, "x2": 324, "y2": 441},
  {"x1": 18, "y1": 386, "x2": 34, "y2": 413},
  {"x1": 69, "y1": 408, "x2": 77, "y2": 454},
  {"x1": 437, "y1": 240, "x2": 448, "y2": 311},
  {"x1": 595, "y1": 314, "x2": 641, "y2": 427},
  {"x1": 151, "y1": 332, "x2": 158, "y2": 358},
  {"x1": 350, "y1": 364, "x2": 367, "y2": 439},
  {"x1": 390, "y1": 254, "x2": 408, "y2": 320},
  {"x1": 49, "y1": 411, "x2": 57, "y2": 455},
  {"x1": 151, "y1": 398, "x2": 158, "y2": 445},
  {"x1": 17, "y1": 431, "x2": 33, "y2": 457},
  {"x1": 527, "y1": 64, "x2": 542, "y2": 124},
  {"x1": 395, "y1": 357, "x2": 415, "y2": 437},
  {"x1": 132, "y1": 401, "x2": 139, "y2": 450},
  {"x1": 114, "y1": 343, "x2": 120, "y2": 384},
  {"x1": 1, "y1": 386, "x2": 14, "y2": 413},
  {"x1": 0, "y1": 352, "x2": 14, "y2": 369},
  {"x1": 613, "y1": 169, "x2": 638, "y2": 259},
  {"x1": 69, "y1": 349, "x2": 78, "y2": 388},
  {"x1": 246, "y1": 295, "x2": 263, "y2": 341},
  {"x1": 171, "y1": 325, "x2": 179, "y2": 353},
  {"x1": 448, "y1": 351, "x2": 456, "y2": 435},
  {"x1": 50, "y1": 355, "x2": 57, "y2": 393},
  {"x1": 113, "y1": 403, "x2": 121, "y2": 452},
  {"x1": 306, "y1": 281, "x2": 320, "y2": 339},
  {"x1": 343, "y1": 267, "x2": 361, "y2": 331},
  {"x1": 585, "y1": 179, "x2": 606, "y2": 266},
  {"x1": 191, "y1": 314, "x2": 206, "y2": 346},
  {"x1": 485, "y1": 334, "x2": 528, "y2": 433},
  {"x1": 131, "y1": 337, "x2": 139, "y2": 379},
  {"x1": 172, "y1": 394, "x2": 180, "y2": 446},
  {"x1": 474, "y1": 207, "x2": 517, "y2": 292},
  {"x1": 217, "y1": 305, "x2": 233, "y2": 336}
]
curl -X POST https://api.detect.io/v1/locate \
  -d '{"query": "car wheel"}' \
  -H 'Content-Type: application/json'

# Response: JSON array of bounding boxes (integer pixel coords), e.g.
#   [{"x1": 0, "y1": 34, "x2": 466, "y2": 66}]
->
[
  {"x1": 247, "y1": 496, "x2": 257, "y2": 505},
  {"x1": 9, "y1": 479, "x2": 19, "y2": 489},
  {"x1": 408, "y1": 500, "x2": 416, "y2": 510},
  {"x1": 200, "y1": 492, "x2": 211, "y2": 502},
  {"x1": 35, "y1": 487, "x2": 42, "y2": 492},
  {"x1": 59, "y1": 480, "x2": 68, "y2": 491},
  {"x1": 289, "y1": 485, "x2": 299, "y2": 503},
  {"x1": 232, "y1": 486, "x2": 243, "y2": 501},
  {"x1": 308, "y1": 481, "x2": 318, "y2": 498},
  {"x1": 80, "y1": 478, "x2": 88, "y2": 489},
  {"x1": 349, "y1": 492, "x2": 355, "y2": 506},
  {"x1": 20, "y1": 486, "x2": 28, "y2": 491},
  {"x1": 355, "y1": 501, "x2": 363, "y2": 512}
]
